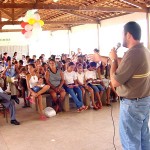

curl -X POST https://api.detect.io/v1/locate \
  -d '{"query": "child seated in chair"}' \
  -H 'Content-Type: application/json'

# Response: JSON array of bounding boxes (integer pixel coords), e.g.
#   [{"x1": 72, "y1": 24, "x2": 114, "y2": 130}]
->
[{"x1": 26, "y1": 77, "x2": 45, "y2": 104}]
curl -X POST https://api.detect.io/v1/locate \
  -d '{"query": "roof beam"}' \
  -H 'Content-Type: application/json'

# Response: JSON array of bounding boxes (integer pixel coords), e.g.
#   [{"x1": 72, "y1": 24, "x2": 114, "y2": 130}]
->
[
  {"x1": 0, "y1": 29, "x2": 21, "y2": 32},
  {"x1": 0, "y1": 9, "x2": 12, "y2": 18},
  {"x1": 61, "y1": 10, "x2": 99, "y2": 22},
  {"x1": 121, "y1": 0, "x2": 146, "y2": 9},
  {"x1": 0, "y1": 11, "x2": 2, "y2": 29},
  {"x1": 0, "y1": 3, "x2": 146, "y2": 13},
  {"x1": 14, "y1": 9, "x2": 27, "y2": 20},
  {"x1": 0, "y1": 28, "x2": 69, "y2": 32},
  {"x1": 0, "y1": 20, "x2": 97, "y2": 25}
]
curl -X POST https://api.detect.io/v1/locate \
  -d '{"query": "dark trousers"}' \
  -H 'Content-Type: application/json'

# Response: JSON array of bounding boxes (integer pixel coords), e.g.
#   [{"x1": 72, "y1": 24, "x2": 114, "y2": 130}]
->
[{"x1": 0, "y1": 92, "x2": 16, "y2": 120}]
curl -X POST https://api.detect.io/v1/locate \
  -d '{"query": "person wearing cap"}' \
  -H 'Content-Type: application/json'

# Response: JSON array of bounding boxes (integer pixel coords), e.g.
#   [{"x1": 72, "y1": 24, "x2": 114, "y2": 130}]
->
[{"x1": 64, "y1": 62, "x2": 88, "y2": 112}]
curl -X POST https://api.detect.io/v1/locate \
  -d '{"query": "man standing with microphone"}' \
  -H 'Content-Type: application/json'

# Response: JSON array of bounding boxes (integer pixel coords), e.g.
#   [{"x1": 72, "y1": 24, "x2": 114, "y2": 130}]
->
[{"x1": 109, "y1": 21, "x2": 150, "y2": 150}]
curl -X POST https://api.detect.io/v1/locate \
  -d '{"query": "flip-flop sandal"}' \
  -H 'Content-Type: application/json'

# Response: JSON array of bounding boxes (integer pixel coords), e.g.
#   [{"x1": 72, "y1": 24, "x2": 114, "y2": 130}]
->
[
  {"x1": 29, "y1": 98, "x2": 35, "y2": 104},
  {"x1": 22, "y1": 105, "x2": 30, "y2": 108},
  {"x1": 25, "y1": 97, "x2": 30, "y2": 100},
  {"x1": 106, "y1": 104, "x2": 111, "y2": 107},
  {"x1": 77, "y1": 107, "x2": 84, "y2": 113},
  {"x1": 40, "y1": 115, "x2": 47, "y2": 121},
  {"x1": 83, "y1": 106, "x2": 89, "y2": 111},
  {"x1": 26, "y1": 97, "x2": 35, "y2": 104},
  {"x1": 93, "y1": 106, "x2": 99, "y2": 110}
]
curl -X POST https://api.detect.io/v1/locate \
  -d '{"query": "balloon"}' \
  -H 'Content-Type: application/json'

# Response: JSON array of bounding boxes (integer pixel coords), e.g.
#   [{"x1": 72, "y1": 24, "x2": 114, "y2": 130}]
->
[
  {"x1": 21, "y1": 29, "x2": 27, "y2": 34},
  {"x1": 44, "y1": 107, "x2": 56, "y2": 118},
  {"x1": 34, "y1": 13, "x2": 40, "y2": 20},
  {"x1": 38, "y1": 20, "x2": 44, "y2": 26},
  {"x1": 32, "y1": 27, "x2": 42, "y2": 39},
  {"x1": 28, "y1": 18, "x2": 36, "y2": 25},
  {"x1": 21, "y1": 22, "x2": 28, "y2": 28},
  {"x1": 33, "y1": 22, "x2": 41, "y2": 29},
  {"x1": 24, "y1": 31, "x2": 32, "y2": 39},
  {"x1": 25, "y1": 24, "x2": 33, "y2": 31}
]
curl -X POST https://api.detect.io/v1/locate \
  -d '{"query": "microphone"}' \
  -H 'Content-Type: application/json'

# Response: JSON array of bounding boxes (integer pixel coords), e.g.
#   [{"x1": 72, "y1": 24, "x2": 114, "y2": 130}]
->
[
  {"x1": 107, "y1": 42, "x2": 121, "y2": 61},
  {"x1": 115, "y1": 42, "x2": 121, "y2": 52}
]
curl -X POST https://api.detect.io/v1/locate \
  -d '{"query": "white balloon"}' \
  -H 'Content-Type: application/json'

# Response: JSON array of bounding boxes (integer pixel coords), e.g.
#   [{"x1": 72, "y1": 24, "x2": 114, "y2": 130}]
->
[
  {"x1": 33, "y1": 22, "x2": 41, "y2": 29},
  {"x1": 25, "y1": 10, "x2": 35, "y2": 21},
  {"x1": 25, "y1": 24, "x2": 33, "y2": 31},
  {"x1": 24, "y1": 31, "x2": 32, "y2": 39},
  {"x1": 44, "y1": 107, "x2": 56, "y2": 118},
  {"x1": 34, "y1": 13, "x2": 40, "y2": 20}
]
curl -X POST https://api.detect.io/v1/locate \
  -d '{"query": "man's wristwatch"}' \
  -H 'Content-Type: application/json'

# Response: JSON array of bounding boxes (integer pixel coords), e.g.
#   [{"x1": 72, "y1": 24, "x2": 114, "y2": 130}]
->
[{"x1": 111, "y1": 59, "x2": 116, "y2": 63}]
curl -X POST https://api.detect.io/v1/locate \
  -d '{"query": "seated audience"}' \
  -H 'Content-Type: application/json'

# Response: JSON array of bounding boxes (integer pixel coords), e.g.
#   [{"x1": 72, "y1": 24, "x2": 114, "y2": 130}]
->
[
  {"x1": 1, "y1": 57, "x2": 20, "y2": 104},
  {"x1": 76, "y1": 64, "x2": 99, "y2": 110},
  {"x1": 0, "y1": 89, "x2": 20, "y2": 125},
  {"x1": 45, "y1": 58, "x2": 66, "y2": 112},
  {"x1": 63, "y1": 62, "x2": 88, "y2": 112},
  {"x1": 26, "y1": 64, "x2": 50, "y2": 120},
  {"x1": 85, "y1": 62, "x2": 104, "y2": 109}
]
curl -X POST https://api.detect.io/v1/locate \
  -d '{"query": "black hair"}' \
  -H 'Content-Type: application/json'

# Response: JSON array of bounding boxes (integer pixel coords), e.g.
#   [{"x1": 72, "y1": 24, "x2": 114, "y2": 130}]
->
[
  {"x1": 77, "y1": 63, "x2": 83, "y2": 68},
  {"x1": 94, "y1": 48, "x2": 99, "y2": 53},
  {"x1": 29, "y1": 59, "x2": 35, "y2": 64},
  {"x1": 68, "y1": 62, "x2": 75, "y2": 67},
  {"x1": 14, "y1": 52, "x2": 17, "y2": 56},
  {"x1": 42, "y1": 62, "x2": 47, "y2": 66},
  {"x1": 6, "y1": 56, "x2": 11, "y2": 62},
  {"x1": 19, "y1": 60, "x2": 23, "y2": 65},
  {"x1": 124, "y1": 21, "x2": 141, "y2": 40},
  {"x1": 78, "y1": 55, "x2": 83, "y2": 58},
  {"x1": 28, "y1": 63, "x2": 35, "y2": 68},
  {"x1": 90, "y1": 62, "x2": 97, "y2": 67}
]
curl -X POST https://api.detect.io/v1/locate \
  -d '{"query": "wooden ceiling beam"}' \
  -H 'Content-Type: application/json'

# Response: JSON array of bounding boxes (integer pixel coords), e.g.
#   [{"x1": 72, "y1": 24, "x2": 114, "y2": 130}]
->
[
  {"x1": 0, "y1": 20, "x2": 97, "y2": 25},
  {"x1": 11, "y1": 0, "x2": 14, "y2": 21},
  {"x1": 0, "y1": 3, "x2": 146, "y2": 13},
  {"x1": 0, "y1": 29, "x2": 21, "y2": 32},
  {"x1": 121, "y1": 0, "x2": 146, "y2": 9},
  {"x1": 61, "y1": 10, "x2": 99, "y2": 22},
  {"x1": 0, "y1": 28, "x2": 69, "y2": 32},
  {"x1": 0, "y1": 11, "x2": 2, "y2": 29},
  {"x1": 0, "y1": 9, "x2": 12, "y2": 18},
  {"x1": 82, "y1": 0, "x2": 109, "y2": 7},
  {"x1": 14, "y1": 9, "x2": 27, "y2": 20}
]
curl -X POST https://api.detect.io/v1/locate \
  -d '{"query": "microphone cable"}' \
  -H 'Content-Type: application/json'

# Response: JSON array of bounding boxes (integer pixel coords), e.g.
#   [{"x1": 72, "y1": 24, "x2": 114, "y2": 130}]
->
[{"x1": 110, "y1": 101, "x2": 117, "y2": 150}]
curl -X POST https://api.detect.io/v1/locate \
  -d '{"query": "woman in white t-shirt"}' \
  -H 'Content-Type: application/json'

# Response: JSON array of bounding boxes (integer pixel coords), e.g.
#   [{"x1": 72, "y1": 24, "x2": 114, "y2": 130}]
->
[
  {"x1": 76, "y1": 64, "x2": 99, "y2": 110},
  {"x1": 85, "y1": 62, "x2": 105, "y2": 109},
  {"x1": 64, "y1": 62, "x2": 88, "y2": 112}
]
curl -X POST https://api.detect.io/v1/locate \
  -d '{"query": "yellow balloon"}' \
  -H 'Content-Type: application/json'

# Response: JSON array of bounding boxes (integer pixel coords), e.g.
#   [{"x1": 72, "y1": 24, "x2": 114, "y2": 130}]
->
[
  {"x1": 38, "y1": 20, "x2": 44, "y2": 26},
  {"x1": 28, "y1": 18, "x2": 36, "y2": 25}
]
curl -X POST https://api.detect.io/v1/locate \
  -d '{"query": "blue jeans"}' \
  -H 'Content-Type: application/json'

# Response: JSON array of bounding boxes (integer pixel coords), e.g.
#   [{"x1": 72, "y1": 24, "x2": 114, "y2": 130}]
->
[
  {"x1": 88, "y1": 83, "x2": 105, "y2": 93},
  {"x1": 64, "y1": 86, "x2": 83, "y2": 108},
  {"x1": 119, "y1": 96, "x2": 150, "y2": 150}
]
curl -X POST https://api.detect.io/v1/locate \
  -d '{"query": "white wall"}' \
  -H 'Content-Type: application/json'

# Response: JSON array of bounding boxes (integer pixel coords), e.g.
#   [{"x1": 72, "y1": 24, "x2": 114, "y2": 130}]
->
[
  {"x1": 0, "y1": 12, "x2": 148, "y2": 58},
  {"x1": 70, "y1": 24, "x2": 98, "y2": 54},
  {"x1": 99, "y1": 12, "x2": 148, "y2": 57},
  {"x1": 0, "y1": 32, "x2": 28, "y2": 46}
]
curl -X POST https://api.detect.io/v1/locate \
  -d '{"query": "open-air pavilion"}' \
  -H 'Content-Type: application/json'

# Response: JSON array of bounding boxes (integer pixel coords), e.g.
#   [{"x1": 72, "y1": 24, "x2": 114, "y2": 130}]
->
[{"x1": 0, "y1": 1, "x2": 150, "y2": 150}]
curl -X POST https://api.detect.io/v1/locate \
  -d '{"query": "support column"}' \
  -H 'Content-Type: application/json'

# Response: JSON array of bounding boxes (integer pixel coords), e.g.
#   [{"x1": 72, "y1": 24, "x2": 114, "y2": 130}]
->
[
  {"x1": 146, "y1": 10, "x2": 150, "y2": 49},
  {"x1": 97, "y1": 23, "x2": 101, "y2": 51},
  {"x1": 0, "y1": 11, "x2": 2, "y2": 29},
  {"x1": 68, "y1": 29, "x2": 71, "y2": 55}
]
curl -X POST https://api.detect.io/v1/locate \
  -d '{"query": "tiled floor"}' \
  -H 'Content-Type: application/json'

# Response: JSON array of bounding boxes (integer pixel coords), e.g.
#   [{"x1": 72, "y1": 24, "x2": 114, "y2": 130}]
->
[{"x1": 0, "y1": 100, "x2": 122, "y2": 150}]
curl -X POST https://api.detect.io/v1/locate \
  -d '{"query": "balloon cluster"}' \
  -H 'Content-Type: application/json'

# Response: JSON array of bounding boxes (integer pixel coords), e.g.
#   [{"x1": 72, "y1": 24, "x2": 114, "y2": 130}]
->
[{"x1": 21, "y1": 10, "x2": 44, "y2": 39}]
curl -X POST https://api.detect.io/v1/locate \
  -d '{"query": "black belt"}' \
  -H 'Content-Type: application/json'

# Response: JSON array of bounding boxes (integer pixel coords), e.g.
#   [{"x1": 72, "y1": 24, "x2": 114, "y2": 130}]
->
[{"x1": 120, "y1": 96, "x2": 148, "y2": 100}]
